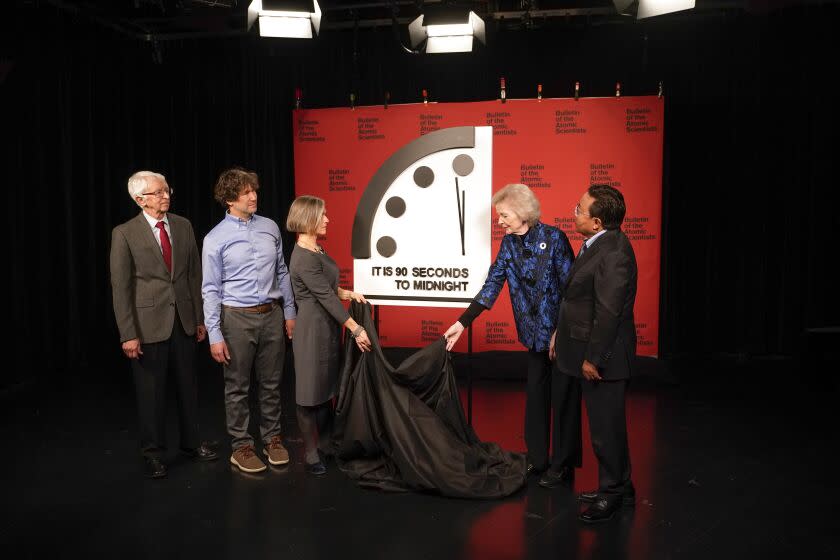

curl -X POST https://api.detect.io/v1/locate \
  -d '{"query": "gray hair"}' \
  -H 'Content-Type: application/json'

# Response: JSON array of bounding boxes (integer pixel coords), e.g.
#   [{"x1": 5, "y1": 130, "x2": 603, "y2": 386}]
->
[
  {"x1": 127, "y1": 171, "x2": 168, "y2": 205},
  {"x1": 491, "y1": 183, "x2": 541, "y2": 226}
]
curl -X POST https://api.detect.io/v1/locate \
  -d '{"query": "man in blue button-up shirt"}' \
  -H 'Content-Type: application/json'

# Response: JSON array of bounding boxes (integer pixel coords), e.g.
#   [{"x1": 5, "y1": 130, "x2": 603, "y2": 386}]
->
[{"x1": 202, "y1": 167, "x2": 297, "y2": 474}]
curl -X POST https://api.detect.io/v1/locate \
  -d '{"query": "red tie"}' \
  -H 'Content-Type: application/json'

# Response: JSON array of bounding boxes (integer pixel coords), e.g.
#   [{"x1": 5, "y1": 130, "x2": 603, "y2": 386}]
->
[{"x1": 156, "y1": 221, "x2": 172, "y2": 273}]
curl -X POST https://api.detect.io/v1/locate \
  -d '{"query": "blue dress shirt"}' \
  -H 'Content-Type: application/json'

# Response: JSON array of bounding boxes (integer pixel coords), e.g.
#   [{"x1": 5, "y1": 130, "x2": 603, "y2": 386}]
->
[{"x1": 202, "y1": 213, "x2": 296, "y2": 345}]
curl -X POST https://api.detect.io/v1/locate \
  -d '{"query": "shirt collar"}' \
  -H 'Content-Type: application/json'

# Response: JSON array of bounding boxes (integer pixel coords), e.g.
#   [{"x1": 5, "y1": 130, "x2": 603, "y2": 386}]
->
[
  {"x1": 142, "y1": 211, "x2": 168, "y2": 228},
  {"x1": 584, "y1": 228, "x2": 608, "y2": 248},
  {"x1": 225, "y1": 212, "x2": 256, "y2": 226}
]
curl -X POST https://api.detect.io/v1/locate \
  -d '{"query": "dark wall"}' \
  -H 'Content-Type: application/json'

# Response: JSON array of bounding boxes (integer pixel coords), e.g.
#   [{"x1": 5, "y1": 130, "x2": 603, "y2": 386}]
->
[{"x1": 2, "y1": 4, "x2": 838, "y2": 389}]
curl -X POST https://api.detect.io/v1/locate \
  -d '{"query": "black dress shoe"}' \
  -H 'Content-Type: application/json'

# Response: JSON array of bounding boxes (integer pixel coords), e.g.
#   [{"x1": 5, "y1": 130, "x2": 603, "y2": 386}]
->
[
  {"x1": 578, "y1": 490, "x2": 635, "y2": 506},
  {"x1": 181, "y1": 444, "x2": 219, "y2": 462},
  {"x1": 144, "y1": 457, "x2": 167, "y2": 479},
  {"x1": 306, "y1": 461, "x2": 327, "y2": 476},
  {"x1": 537, "y1": 467, "x2": 574, "y2": 489},
  {"x1": 526, "y1": 457, "x2": 547, "y2": 477},
  {"x1": 579, "y1": 497, "x2": 621, "y2": 523}
]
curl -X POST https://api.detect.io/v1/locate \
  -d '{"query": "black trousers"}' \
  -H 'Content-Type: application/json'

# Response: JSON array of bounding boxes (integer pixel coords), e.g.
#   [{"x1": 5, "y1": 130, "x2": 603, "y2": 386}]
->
[
  {"x1": 525, "y1": 351, "x2": 582, "y2": 471},
  {"x1": 581, "y1": 378, "x2": 633, "y2": 497},
  {"x1": 130, "y1": 318, "x2": 200, "y2": 459}
]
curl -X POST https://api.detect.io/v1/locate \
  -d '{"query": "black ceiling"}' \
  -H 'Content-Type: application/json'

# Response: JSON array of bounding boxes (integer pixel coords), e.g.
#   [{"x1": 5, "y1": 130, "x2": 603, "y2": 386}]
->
[{"x1": 11, "y1": 0, "x2": 767, "y2": 40}]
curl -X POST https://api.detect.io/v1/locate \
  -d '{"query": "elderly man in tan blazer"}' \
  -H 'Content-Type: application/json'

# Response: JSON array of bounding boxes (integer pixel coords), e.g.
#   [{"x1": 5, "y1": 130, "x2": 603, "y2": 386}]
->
[{"x1": 110, "y1": 170, "x2": 218, "y2": 478}]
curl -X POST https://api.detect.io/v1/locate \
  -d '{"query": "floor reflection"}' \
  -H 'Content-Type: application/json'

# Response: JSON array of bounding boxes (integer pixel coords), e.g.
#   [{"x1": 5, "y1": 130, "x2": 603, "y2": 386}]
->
[{"x1": 458, "y1": 383, "x2": 656, "y2": 560}]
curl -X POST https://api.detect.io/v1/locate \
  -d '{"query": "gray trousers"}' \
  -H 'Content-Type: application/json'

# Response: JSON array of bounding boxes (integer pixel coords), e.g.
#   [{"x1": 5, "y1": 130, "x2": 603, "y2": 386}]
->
[{"x1": 221, "y1": 305, "x2": 286, "y2": 450}]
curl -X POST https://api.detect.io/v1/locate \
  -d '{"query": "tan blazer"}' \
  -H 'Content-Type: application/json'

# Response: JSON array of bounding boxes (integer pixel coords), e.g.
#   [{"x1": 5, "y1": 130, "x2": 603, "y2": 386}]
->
[{"x1": 110, "y1": 212, "x2": 204, "y2": 344}]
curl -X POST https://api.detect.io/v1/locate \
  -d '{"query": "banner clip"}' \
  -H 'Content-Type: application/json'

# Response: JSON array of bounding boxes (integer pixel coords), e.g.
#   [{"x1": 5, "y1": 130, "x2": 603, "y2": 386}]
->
[
  {"x1": 350, "y1": 92, "x2": 356, "y2": 111},
  {"x1": 658, "y1": 80, "x2": 663, "y2": 98},
  {"x1": 574, "y1": 81, "x2": 580, "y2": 101},
  {"x1": 615, "y1": 82, "x2": 621, "y2": 98},
  {"x1": 500, "y1": 77, "x2": 506, "y2": 103},
  {"x1": 422, "y1": 89, "x2": 428, "y2": 105},
  {"x1": 385, "y1": 91, "x2": 390, "y2": 109},
  {"x1": 295, "y1": 87, "x2": 302, "y2": 109},
  {"x1": 537, "y1": 83, "x2": 542, "y2": 101}
]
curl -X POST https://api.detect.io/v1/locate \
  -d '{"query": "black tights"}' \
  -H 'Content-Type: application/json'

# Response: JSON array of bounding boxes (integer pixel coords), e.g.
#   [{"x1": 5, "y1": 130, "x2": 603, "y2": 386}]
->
[{"x1": 296, "y1": 401, "x2": 334, "y2": 464}]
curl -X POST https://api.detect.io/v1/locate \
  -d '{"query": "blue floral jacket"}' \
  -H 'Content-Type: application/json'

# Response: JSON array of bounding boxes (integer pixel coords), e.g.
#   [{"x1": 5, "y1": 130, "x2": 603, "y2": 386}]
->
[{"x1": 476, "y1": 222, "x2": 574, "y2": 352}]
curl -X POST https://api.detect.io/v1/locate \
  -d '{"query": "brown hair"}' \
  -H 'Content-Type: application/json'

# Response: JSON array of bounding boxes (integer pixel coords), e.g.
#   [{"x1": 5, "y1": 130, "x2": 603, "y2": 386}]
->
[
  {"x1": 286, "y1": 195, "x2": 325, "y2": 234},
  {"x1": 213, "y1": 167, "x2": 259, "y2": 208}
]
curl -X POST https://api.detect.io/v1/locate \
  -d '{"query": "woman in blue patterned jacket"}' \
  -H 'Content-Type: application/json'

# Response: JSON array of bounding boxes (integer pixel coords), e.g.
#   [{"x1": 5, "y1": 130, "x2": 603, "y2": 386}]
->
[{"x1": 443, "y1": 183, "x2": 578, "y2": 486}]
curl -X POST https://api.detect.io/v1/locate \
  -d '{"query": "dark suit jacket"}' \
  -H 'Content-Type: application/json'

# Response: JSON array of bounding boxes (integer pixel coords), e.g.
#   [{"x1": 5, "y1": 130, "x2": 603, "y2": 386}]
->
[
  {"x1": 110, "y1": 212, "x2": 204, "y2": 344},
  {"x1": 554, "y1": 229, "x2": 638, "y2": 380}
]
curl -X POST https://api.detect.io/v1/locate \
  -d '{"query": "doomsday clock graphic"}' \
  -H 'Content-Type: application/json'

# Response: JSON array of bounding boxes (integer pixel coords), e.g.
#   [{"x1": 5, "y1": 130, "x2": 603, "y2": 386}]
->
[{"x1": 352, "y1": 126, "x2": 493, "y2": 308}]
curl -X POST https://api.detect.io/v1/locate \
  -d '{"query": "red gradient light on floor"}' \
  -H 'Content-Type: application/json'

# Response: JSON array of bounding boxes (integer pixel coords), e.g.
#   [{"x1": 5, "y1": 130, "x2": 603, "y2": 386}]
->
[{"x1": 459, "y1": 383, "x2": 657, "y2": 558}]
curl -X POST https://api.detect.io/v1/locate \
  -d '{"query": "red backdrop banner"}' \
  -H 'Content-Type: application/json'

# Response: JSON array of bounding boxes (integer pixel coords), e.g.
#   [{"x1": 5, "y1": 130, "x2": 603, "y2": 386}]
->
[{"x1": 293, "y1": 96, "x2": 663, "y2": 356}]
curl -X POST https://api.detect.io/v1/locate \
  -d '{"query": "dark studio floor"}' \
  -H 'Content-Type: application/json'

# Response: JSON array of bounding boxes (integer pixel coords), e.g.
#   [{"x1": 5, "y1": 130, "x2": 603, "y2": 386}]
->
[{"x1": 1, "y1": 351, "x2": 837, "y2": 560}]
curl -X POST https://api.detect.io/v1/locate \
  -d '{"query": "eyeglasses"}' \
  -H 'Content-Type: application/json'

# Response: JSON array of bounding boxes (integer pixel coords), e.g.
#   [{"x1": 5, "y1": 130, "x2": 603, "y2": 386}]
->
[
  {"x1": 574, "y1": 203, "x2": 589, "y2": 217},
  {"x1": 142, "y1": 188, "x2": 173, "y2": 198}
]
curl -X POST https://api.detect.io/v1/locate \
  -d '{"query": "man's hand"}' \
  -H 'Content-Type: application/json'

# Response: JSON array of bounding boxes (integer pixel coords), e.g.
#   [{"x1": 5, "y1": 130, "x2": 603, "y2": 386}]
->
[
  {"x1": 196, "y1": 325, "x2": 207, "y2": 342},
  {"x1": 210, "y1": 341, "x2": 231, "y2": 365},
  {"x1": 285, "y1": 319, "x2": 296, "y2": 339},
  {"x1": 122, "y1": 338, "x2": 143, "y2": 360},
  {"x1": 549, "y1": 330, "x2": 557, "y2": 361},
  {"x1": 443, "y1": 321, "x2": 465, "y2": 352},
  {"x1": 582, "y1": 359, "x2": 602, "y2": 381}
]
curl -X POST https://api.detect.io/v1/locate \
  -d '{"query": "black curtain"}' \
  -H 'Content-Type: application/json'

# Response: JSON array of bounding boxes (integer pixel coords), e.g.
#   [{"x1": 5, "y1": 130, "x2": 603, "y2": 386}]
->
[{"x1": 2, "y1": 4, "x2": 838, "y2": 390}]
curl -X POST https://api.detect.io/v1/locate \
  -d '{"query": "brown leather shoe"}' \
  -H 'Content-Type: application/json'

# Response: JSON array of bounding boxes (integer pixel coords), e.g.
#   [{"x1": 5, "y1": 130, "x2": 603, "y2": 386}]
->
[
  {"x1": 263, "y1": 436, "x2": 290, "y2": 466},
  {"x1": 230, "y1": 445, "x2": 267, "y2": 473}
]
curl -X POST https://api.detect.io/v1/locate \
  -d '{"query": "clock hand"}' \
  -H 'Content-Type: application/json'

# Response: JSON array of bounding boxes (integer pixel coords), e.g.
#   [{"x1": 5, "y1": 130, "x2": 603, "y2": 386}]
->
[
  {"x1": 460, "y1": 188, "x2": 466, "y2": 256},
  {"x1": 455, "y1": 177, "x2": 466, "y2": 256}
]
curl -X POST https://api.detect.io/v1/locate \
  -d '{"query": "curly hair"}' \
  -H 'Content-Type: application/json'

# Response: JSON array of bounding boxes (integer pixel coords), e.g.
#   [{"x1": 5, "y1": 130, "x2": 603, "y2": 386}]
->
[{"x1": 213, "y1": 167, "x2": 260, "y2": 207}]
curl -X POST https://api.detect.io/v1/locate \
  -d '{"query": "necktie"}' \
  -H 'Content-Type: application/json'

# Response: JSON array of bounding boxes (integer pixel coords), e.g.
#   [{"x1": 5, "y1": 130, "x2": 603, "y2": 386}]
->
[
  {"x1": 156, "y1": 221, "x2": 172, "y2": 273},
  {"x1": 578, "y1": 241, "x2": 588, "y2": 259}
]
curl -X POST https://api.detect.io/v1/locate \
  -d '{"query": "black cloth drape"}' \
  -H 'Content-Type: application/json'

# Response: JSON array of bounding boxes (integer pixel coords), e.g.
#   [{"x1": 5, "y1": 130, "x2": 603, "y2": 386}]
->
[{"x1": 332, "y1": 302, "x2": 527, "y2": 498}]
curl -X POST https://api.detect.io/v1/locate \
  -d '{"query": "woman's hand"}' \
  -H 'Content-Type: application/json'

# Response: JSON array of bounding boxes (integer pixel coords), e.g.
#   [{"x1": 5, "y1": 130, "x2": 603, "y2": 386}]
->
[
  {"x1": 355, "y1": 329, "x2": 372, "y2": 352},
  {"x1": 443, "y1": 321, "x2": 465, "y2": 352}
]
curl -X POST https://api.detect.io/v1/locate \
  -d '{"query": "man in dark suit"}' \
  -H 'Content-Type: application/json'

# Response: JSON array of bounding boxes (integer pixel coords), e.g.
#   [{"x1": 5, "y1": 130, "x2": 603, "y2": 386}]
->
[
  {"x1": 110, "y1": 170, "x2": 218, "y2": 478},
  {"x1": 549, "y1": 184, "x2": 638, "y2": 522}
]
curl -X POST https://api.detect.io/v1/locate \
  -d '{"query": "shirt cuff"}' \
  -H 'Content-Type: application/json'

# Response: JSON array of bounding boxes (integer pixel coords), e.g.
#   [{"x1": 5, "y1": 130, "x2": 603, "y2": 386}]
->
[{"x1": 208, "y1": 328, "x2": 224, "y2": 345}]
